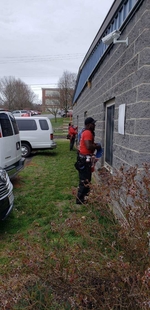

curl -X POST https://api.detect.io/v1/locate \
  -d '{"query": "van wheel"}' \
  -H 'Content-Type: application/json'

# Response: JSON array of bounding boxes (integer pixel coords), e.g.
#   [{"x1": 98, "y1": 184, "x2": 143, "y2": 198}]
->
[{"x1": 21, "y1": 143, "x2": 31, "y2": 157}]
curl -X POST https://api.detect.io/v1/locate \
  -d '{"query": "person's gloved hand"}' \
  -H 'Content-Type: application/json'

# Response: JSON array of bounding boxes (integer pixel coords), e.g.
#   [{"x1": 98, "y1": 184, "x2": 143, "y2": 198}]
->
[
  {"x1": 95, "y1": 143, "x2": 101, "y2": 150},
  {"x1": 95, "y1": 143, "x2": 103, "y2": 158}
]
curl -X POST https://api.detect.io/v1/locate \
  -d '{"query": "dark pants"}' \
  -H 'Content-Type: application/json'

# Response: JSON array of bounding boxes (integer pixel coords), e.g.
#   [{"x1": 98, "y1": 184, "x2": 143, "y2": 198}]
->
[
  {"x1": 76, "y1": 159, "x2": 92, "y2": 204},
  {"x1": 70, "y1": 136, "x2": 75, "y2": 150}
]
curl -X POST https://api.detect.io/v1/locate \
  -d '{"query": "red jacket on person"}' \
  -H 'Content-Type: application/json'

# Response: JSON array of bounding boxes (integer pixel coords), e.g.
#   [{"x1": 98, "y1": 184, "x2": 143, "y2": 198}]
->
[{"x1": 69, "y1": 125, "x2": 77, "y2": 138}]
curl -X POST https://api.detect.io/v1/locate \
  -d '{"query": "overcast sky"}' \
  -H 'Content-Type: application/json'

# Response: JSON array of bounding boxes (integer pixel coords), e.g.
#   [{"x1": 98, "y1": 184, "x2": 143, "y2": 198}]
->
[{"x1": 0, "y1": 0, "x2": 114, "y2": 100}]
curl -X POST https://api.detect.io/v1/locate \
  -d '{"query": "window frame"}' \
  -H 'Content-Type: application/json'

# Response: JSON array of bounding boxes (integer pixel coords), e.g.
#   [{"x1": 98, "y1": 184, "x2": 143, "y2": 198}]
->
[{"x1": 104, "y1": 101, "x2": 115, "y2": 172}]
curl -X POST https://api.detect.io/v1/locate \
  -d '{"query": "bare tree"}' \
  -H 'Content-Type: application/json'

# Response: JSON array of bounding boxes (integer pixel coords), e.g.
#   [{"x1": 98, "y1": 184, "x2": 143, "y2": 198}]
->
[
  {"x1": 47, "y1": 98, "x2": 59, "y2": 122},
  {"x1": 45, "y1": 89, "x2": 60, "y2": 122},
  {"x1": 0, "y1": 76, "x2": 36, "y2": 110},
  {"x1": 0, "y1": 76, "x2": 16, "y2": 110},
  {"x1": 58, "y1": 71, "x2": 77, "y2": 114}
]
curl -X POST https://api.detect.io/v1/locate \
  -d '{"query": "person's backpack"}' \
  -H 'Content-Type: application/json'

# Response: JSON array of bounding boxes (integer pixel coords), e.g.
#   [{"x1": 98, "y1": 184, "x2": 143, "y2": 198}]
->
[{"x1": 78, "y1": 128, "x2": 84, "y2": 143}]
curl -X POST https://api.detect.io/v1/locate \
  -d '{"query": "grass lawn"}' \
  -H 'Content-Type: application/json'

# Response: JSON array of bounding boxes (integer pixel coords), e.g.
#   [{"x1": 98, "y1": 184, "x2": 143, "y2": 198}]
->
[
  {"x1": 0, "y1": 140, "x2": 78, "y2": 235},
  {"x1": 51, "y1": 117, "x2": 71, "y2": 136},
  {"x1": 0, "y1": 140, "x2": 105, "y2": 309},
  {"x1": 1, "y1": 140, "x2": 111, "y2": 309},
  {"x1": 0, "y1": 140, "x2": 149, "y2": 309}
]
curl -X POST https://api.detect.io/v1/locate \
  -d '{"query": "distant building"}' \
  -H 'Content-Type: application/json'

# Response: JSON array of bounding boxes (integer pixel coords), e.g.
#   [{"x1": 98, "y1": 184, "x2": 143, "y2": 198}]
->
[{"x1": 42, "y1": 88, "x2": 60, "y2": 112}]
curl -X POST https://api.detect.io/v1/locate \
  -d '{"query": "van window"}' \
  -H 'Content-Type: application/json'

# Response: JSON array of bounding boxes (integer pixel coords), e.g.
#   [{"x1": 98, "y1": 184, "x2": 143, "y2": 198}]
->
[
  {"x1": 10, "y1": 115, "x2": 19, "y2": 134},
  {"x1": 0, "y1": 113, "x2": 13, "y2": 137},
  {"x1": 39, "y1": 119, "x2": 49, "y2": 130},
  {"x1": 17, "y1": 119, "x2": 37, "y2": 131}
]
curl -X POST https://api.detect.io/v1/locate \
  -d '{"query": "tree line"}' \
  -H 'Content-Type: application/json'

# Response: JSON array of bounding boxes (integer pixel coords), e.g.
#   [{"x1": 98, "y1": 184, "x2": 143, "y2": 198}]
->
[
  {"x1": 0, "y1": 71, "x2": 77, "y2": 114},
  {"x1": 0, "y1": 76, "x2": 36, "y2": 111}
]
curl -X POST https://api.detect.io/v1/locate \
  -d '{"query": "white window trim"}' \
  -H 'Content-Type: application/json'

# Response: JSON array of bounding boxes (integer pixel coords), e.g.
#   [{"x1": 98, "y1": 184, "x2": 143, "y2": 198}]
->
[{"x1": 104, "y1": 100, "x2": 115, "y2": 173}]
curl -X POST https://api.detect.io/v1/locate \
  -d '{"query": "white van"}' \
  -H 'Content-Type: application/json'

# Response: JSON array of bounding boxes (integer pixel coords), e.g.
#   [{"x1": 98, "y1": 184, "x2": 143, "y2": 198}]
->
[
  {"x1": 15, "y1": 116, "x2": 57, "y2": 157},
  {"x1": 0, "y1": 111, "x2": 25, "y2": 178}
]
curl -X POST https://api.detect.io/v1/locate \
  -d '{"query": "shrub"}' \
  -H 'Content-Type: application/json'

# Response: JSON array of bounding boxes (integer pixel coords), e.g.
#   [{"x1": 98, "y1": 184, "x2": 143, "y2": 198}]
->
[{"x1": 73, "y1": 163, "x2": 150, "y2": 309}]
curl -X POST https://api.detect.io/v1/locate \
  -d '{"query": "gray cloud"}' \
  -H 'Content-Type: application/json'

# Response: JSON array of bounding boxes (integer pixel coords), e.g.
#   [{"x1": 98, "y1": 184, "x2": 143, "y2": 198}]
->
[{"x1": 0, "y1": 0, "x2": 114, "y2": 99}]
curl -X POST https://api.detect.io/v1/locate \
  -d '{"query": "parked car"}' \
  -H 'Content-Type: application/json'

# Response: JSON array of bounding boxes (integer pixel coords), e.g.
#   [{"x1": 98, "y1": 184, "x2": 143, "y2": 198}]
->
[
  {"x1": 0, "y1": 167, "x2": 14, "y2": 220},
  {"x1": 0, "y1": 111, "x2": 25, "y2": 179},
  {"x1": 31, "y1": 110, "x2": 41, "y2": 115},
  {"x1": 30, "y1": 110, "x2": 37, "y2": 116},
  {"x1": 60, "y1": 109, "x2": 73, "y2": 117},
  {"x1": 12, "y1": 110, "x2": 31, "y2": 117},
  {"x1": 15, "y1": 116, "x2": 57, "y2": 157}
]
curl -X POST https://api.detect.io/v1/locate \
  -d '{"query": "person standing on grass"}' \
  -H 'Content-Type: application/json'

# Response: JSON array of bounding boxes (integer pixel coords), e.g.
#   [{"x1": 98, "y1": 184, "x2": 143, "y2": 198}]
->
[
  {"x1": 68, "y1": 124, "x2": 78, "y2": 151},
  {"x1": 75, "y1": 117, "x2": 101, "y2": 204}
]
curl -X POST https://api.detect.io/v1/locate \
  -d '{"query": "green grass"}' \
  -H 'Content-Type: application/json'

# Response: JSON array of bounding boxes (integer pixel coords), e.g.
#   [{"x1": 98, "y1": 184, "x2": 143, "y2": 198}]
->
[
  {"x1": 0, "y1": 141, "x2": 78, "y2": 235},
  {"x1": 50, "y1": 117, "x2": 64, "y2": 127},
  {"x1": 51, "y1": 117, "x2": 71, "y2": 135},
  {"x1": 0, "y1": 140, "x2": 116, "y2": 308},
  {"x1": 1, "y1": 140, "x2": 148, "y2": 309}
]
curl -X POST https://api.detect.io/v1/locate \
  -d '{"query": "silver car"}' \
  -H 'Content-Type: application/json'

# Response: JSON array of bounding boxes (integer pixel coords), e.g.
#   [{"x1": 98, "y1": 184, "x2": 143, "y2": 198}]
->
[{"x1": 0, "y1": 167, "x2": 14, "y2": 220}]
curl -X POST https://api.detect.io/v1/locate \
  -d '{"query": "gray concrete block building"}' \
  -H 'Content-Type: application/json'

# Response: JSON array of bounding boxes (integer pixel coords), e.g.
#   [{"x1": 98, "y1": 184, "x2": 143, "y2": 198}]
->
[{"x1": 73, "y1": 0, "x2": 150, "y2": 172}]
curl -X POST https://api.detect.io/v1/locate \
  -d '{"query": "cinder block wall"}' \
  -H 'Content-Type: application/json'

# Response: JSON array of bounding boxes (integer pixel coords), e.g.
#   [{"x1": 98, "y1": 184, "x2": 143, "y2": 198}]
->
[{"x1": 73, "y1": 0, "x2": 150, "y2": 170}]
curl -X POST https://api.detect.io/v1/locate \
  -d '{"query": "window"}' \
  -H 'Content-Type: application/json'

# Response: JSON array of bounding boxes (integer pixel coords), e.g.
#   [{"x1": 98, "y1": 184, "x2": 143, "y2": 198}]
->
[
  {"x1": 10, "y1": 115, "x2": 19, "y2": 134},
  {"x1": 0, "y1": 113, "x2": 13, "y2": 137},
  {"x1": 45, "y1": 90, "x2": 60, "y2": 97},
  {"x1": 105, "y1": 102, "x2": 115, "y2": 167},
  {"x1": 39, "y1": 119, "x2": 49, "y2": 130},
  {"x1": 16, "y1": 119, "x2": 37, "y2": 131},
  {"x1": 45, "y1": 99, "x2": 60, "y2": 106}
]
